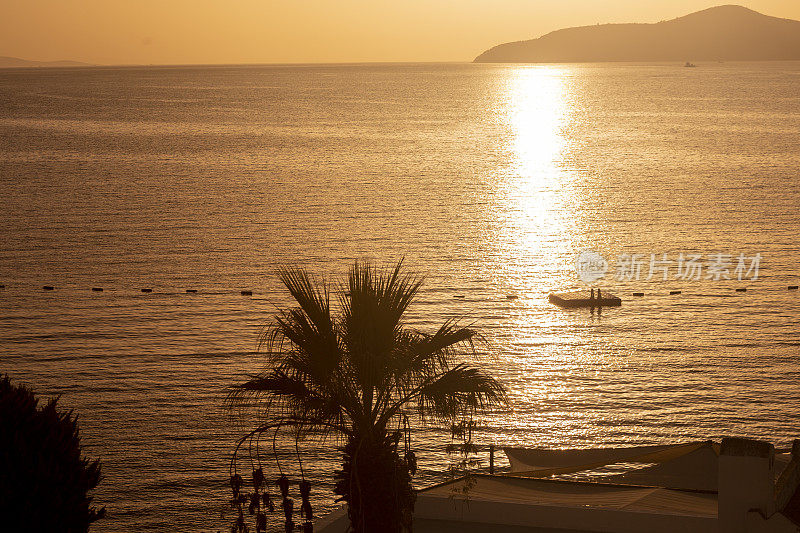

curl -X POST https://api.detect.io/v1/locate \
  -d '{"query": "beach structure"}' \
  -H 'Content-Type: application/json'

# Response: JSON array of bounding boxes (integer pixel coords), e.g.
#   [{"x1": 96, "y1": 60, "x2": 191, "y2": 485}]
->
[{"x1": 316, "y1": 437, "x2": 800, "y2": 532}]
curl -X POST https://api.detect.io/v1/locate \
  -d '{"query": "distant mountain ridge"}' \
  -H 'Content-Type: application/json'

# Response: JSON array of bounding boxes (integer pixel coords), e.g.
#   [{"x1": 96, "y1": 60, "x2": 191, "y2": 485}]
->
[
  {"x1": 475, "y1": 5, "x2": 800, "y2": 63},
  {"x1": 0, "y1": 56, "x2": 92, "y2": 68}
]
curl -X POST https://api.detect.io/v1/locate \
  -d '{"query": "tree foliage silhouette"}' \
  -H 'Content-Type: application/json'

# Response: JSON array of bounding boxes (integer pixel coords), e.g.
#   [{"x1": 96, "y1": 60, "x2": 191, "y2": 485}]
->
[{"x1": 0, "y1": 375, "x2": 105, "y2": 532}]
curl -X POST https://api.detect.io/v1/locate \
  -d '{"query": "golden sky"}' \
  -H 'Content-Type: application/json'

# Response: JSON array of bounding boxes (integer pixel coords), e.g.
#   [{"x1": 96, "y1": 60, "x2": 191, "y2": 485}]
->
[{"x1": 2, "y1": 0, "x2": 799, "y2": 64}]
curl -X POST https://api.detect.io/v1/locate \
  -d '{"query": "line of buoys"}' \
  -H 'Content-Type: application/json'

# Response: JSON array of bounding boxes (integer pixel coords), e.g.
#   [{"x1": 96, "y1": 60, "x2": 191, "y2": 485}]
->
[
  {"x1": 3, "y1": 283, "x2": 800, "y2": 297},
  {"x1": 624, "y1": 287, "x2": 799, "y2": 296},
  {"x1": 0, "y1": 286, "x2": 258, "y2": 296}
]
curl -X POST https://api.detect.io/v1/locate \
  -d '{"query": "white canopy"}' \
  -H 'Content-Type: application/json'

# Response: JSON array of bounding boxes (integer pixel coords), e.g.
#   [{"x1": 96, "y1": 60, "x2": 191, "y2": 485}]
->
[{"x1": 504, "y1": 441, "x2": 720, "y2": 491}]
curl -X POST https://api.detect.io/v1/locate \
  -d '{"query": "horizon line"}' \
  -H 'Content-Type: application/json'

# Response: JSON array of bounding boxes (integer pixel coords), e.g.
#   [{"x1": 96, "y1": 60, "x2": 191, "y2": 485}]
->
[{"x1": 4, "y1": 58, "x2": 800, "y2": 70}]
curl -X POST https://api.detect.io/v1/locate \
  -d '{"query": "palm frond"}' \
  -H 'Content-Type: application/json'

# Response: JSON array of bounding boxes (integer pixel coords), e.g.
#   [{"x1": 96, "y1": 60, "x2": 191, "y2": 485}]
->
[
  {"x1": 396, "y1": 321, "x2": 478, "y2": 379},
  {"x1": 338, "y1": 260, "x2": 423, "y2": 422},
  {"x1": 232, "y1": 369, "x2": 349, "y2": 432},
  {"x1": 254, "y1": 266, "x2": 344, "y2": 386},
  {"x1": 381, "y1": 364, "x2": 505, "y2": 426},
  {"x1": 278, "y1": 267, "x2": 334, "y2": 336},
  {"x1": 272, "y1": 308, "x2": 340, "y2": 380}
]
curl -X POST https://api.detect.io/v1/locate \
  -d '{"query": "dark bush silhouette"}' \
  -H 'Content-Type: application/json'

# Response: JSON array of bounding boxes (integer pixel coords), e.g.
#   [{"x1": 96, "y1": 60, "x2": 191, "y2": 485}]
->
[{"x1": 0, "y1": 375, "x2": 105, "y2": 532}]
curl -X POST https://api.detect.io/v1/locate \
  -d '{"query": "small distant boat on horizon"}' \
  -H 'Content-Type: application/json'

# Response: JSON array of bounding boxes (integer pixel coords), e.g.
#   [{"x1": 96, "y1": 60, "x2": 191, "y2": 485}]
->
[{"x1": 685, "y1": 61, "x2": 698, "y2": 67}]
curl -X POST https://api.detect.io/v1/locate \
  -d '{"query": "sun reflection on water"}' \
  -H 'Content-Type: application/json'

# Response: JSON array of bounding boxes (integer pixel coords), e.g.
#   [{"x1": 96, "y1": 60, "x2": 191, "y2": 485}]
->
[
  {"x1": 485, "y1": 66, "x2": 611, "y2": 443},
  {"x1": 508, "y1": 66, "x2": 568, "y2": 181},
  {"x1": 493, "y1": 66, "x2": 580, "y2": 298}
]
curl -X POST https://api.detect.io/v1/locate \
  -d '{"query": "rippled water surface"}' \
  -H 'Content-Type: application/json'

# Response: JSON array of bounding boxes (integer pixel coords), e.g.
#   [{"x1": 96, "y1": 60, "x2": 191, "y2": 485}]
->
[{"x1": 1, "y1": 62, "x2": 799, "y2": 531}]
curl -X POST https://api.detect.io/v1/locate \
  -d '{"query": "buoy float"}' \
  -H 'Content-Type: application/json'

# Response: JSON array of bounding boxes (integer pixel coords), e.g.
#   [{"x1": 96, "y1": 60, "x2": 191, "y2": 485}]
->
[
  {"x1": 632, "y1": 292, "x2": 644, "y2": 296},
  {"x1": 92, "y1": 287, "x2": 104, "y2": 292},
  {"x1": 141, "y1": 288, "x2": 152, "y2": 293},
  {"x1": 186, "y1": 289, "x2": 197, "y2": 293},
  {"x1": 735, "y1": 288, "x2": 746, "y2": 292},
  {"x1": 43, "y1": 286, "x2": 54, "y2": 291},
  {"x1": 240, "y1": 290, "x2": 253, "y2": 296},
  {"x1": 670, "y1": 290, "x2": 681, "y2": 295}
]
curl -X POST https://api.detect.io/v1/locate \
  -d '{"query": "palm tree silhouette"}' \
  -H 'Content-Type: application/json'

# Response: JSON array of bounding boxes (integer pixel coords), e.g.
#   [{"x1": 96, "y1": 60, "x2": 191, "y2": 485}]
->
[{"x1": 231, "y1": 260, "x2": 505, "y2": 532}]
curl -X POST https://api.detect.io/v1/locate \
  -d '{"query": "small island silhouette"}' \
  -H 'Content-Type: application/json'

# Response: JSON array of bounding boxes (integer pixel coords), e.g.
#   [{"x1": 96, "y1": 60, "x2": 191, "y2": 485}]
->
[
  {"x1": 0, "y1": 56, "x2": 92, "y2": 68},
  {"x1": 475, "y1": 5, "x2": 800, "y2": 63}
]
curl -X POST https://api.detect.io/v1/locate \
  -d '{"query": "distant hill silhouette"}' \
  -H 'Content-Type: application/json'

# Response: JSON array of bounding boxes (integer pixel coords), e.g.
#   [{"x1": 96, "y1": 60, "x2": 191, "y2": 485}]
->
[
  {"x1": 0, "y1": 56, "x2": 92, "y2": 68},
  {"x1": 475, "y1": 5, "x2": 800, "y2": 63}
]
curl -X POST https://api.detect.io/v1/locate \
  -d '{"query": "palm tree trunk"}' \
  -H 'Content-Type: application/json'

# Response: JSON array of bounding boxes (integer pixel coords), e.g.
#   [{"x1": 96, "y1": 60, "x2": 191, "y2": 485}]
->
[{"x1": 334, "y1": 431, "x2": 415, "y2": 533}]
